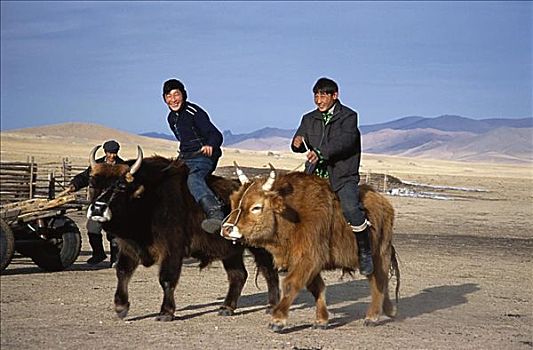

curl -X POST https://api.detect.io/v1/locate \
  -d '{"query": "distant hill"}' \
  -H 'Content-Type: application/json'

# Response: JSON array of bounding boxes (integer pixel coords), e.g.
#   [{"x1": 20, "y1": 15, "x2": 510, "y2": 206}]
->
[
  {"x1": 8, "y1": 122, "x2": 157, "y2": 144},
  {"x1": 360, "y1": 115, "x2": 533, "y2": 134},
  {"x1": 4, "y1": 116, "x2": 530, "y2": 164},
  {"x1": 222, "y1": 127, "x2": 296, "y2": 145},
  {"x1": 139, "y1": 131, "x2": 175, "y2": 141},
  {"x1": 138, "y1": 115, "x2": 533, "y2": 163},
  {"x1": 142, "y1": 115, "x2": 532, "y2": 145}
]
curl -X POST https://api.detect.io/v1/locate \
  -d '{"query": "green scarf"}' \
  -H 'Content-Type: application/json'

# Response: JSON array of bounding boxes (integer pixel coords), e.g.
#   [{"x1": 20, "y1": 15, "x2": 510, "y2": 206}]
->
[{"x1": 313, "y1": 111, "x2": 333, "y2": 178}]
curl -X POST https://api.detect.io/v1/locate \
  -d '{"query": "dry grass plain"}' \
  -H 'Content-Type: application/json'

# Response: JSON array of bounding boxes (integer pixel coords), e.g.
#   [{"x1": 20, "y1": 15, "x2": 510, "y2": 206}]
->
[{"x1": 1, "y1": 128, "x2": 532, "y2": 349}]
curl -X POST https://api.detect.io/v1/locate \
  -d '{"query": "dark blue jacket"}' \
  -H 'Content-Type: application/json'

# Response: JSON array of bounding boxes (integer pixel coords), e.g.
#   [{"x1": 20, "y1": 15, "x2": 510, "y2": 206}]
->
[
  {"x1": 167, "y1": 102, "x2": 223, "y2": 159},
  {"x1": 291, "y1": 101, "x2": 361, "y2": 192}
]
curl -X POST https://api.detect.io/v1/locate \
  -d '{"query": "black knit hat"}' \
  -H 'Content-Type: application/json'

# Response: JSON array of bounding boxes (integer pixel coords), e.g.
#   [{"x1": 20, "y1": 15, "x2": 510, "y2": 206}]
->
[
  {"x1": 103, "y1": 140, "x2": 120, "y2": 153},
  {"x1": 163, "y1": 79, "x2": 187, "y2": 101}
]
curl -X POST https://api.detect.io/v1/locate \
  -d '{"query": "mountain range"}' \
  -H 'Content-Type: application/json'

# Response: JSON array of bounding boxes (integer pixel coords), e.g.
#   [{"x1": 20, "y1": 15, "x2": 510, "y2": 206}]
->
[{"x1": 141, "y1": 115, "x2": 532, "y2": 163}]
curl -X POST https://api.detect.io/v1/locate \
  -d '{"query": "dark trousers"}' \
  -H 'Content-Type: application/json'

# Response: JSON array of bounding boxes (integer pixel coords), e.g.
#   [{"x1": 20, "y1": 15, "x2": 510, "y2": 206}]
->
[
  {"x1": 336, "y1": 181, "x2": 366, "y2": 226},
  {"x1": 86, "y1": 220, "x2": 114, "y2": 242}
]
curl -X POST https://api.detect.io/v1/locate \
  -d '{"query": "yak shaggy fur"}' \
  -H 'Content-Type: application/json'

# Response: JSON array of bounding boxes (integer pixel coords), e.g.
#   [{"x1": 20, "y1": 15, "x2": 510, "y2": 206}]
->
[
  {"x1": 88, "y1": 156, "x2": 280, "y2": 322},
  {"x1": 224, "y1": 171, "x2": 399, "y2": 330}
]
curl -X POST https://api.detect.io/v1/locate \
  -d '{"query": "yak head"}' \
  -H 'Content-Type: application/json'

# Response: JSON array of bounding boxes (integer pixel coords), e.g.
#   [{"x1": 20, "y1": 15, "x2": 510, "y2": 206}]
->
[
  {"x1": 221, "y1": 162, "x2": 288, "y2": 245},
  {"x1": 86, "y1": 145, "x2": 144, "y2": 223}
]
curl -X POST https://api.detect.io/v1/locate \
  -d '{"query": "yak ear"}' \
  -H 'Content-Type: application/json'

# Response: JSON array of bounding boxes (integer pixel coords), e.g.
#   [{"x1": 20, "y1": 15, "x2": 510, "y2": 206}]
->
[
  {"x1": 132, "y1": 185, "x2": 145, "y2": 198},
  {"x1": 269, "y1": 192, "x2": 286, "y2": 214},
  {"x1": 276, "y1": 182, "x2": 294, "y2": 197}
]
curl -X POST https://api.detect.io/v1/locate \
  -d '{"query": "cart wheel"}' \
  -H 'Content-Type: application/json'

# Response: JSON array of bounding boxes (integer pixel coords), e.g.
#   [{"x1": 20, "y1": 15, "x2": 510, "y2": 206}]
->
[
  {"x1": 1, "y1": 218, "x2": 15, "y2": 272},
  {"x1": 30, "y1": 216, "x2": 82, "y2": 272}
]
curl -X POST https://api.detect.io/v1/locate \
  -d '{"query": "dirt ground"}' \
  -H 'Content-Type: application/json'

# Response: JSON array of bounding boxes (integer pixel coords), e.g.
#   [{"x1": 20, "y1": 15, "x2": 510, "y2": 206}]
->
[{"x1": 1, "y1": 161, "x2": 532, "y2": 350}]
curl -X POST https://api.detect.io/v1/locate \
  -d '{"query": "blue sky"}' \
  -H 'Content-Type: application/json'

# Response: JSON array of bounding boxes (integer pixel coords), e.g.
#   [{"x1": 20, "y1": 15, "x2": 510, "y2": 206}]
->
[{"x1": 1, "y1": 1, "x2": 531, "y2": 135}]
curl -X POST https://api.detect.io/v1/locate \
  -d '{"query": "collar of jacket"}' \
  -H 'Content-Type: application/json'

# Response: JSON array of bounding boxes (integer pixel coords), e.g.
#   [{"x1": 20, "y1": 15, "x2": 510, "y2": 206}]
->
[
  {"x1": 312, "y1": 101, "x2": 342, "y2": 120},
  {"x1": 169, "y1": 101, "x2": 189, "y2": 115}
]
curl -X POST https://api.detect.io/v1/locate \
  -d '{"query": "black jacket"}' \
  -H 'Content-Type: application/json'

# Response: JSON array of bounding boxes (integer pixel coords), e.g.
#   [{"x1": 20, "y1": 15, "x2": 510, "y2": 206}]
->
[
  {"x1": 167, "y1": 101, "x2": 223, "y2": 159},
  {"x1": 291, "y1": 101, "x2": 361, "y2": 192},
  {"x1": 70, "y1": 156, "x2": 125, "y2": 191}
]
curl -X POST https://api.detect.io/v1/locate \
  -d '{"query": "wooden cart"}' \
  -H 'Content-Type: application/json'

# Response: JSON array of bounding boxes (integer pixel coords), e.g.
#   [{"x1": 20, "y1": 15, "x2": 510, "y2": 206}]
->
[{"x1": 0, "y1": 194, "x2": 83, "y2": 272}]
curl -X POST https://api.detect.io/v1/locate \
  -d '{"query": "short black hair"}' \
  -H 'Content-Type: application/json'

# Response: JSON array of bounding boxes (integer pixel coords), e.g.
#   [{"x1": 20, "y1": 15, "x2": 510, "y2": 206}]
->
[
  {"x1": 103, "y1": 140, "x2": 120, "y2": 153},
  {"x1": 312, "y1": 77, "x2": 338, "y2": 95},
  {"x1": 163, "y1": 79, "x2": 187, "y2": 101}
]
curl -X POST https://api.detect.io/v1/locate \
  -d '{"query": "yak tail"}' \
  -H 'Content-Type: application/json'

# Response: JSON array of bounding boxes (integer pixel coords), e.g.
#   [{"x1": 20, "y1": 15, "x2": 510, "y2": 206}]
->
[{"x1": 390, "y1": 244, "x2": 401, "y2": 304}]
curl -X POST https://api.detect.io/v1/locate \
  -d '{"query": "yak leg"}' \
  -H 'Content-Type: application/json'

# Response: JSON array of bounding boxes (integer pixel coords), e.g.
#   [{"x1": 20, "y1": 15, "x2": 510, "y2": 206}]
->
[
  {"x1": 270, "y1": 267, "x2": 311, "y2": 332},
  {"x1": 381, "y1": 246, "x2": 397, "y2": 318},
  {"x1": 156, "y1": 252, "x2": 184, "y2": 321},
  {"x1": 306, "y1": 273, "x2": 328, "y2": 329},
  {"x1": 248, "y1": 247, "x2": 281, "y2": 314},
  {"x1": 219, "y1": 254, "x2": 248, "y2": 316},
  {"x1": 382, "y1": 282, "x2": 396, "y2": 318},
  {"x1": 364, "y1": 252, "x2": 390, "y2": 325},
  {"x1": 114, "y1": 251, "x2": 139, "y2": 319}
]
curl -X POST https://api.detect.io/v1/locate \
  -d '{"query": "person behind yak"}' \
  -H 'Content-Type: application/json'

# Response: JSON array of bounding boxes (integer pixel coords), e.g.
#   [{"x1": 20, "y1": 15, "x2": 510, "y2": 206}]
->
[
  {"x1": 162, "y1": 78, "x2": 225, "y2": 234},
  {"x1": 67, "y1": 140, "x2": 123, "y2": 266},
  {"x1": 291, "y1": 77, "x2": 374, "y2": 276}
]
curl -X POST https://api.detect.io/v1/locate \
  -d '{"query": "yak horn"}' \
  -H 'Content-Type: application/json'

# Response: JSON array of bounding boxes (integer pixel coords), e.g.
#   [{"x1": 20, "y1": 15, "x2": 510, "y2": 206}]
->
[
  {"x1": 129, "y1": 146, "x2": 143, "y2": 175},
  {"x1": 89, "y1": 145, "x2": 100, "y2": 169},
  {"x1": 261, "y1": 163, "x2": 276, "y2": 191},
  {"x1": 234, "y1": 161, "x2": 250, "y2": 185}
]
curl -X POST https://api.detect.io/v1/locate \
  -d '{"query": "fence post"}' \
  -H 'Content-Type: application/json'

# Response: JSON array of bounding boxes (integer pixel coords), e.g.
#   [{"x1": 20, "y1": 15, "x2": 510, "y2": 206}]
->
[
  {"x1": 383, "y1": 173, "x2": 388, "y2": 193},
  {"x1": 29, "y1": 156, "x2": 35, "y2": 199},
  {"x1": 62, "y1": 158, "x2": 68, "y2": 187},
  {"x1": 48, "y1": 171, "x2": 55, "y2": 199}
]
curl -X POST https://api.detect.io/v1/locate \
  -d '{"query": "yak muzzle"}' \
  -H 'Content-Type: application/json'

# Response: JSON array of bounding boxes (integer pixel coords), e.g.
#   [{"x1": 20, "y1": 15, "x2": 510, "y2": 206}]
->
[
  {"x1": 87, "y1": 201, "x2": 112, "y2": 223},
  {"x1": 221, "y1": 223, "x2": 243, "y2": 241}
]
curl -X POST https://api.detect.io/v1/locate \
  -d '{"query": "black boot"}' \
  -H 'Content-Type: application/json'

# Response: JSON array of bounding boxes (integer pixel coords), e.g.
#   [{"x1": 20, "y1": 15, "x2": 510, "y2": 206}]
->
[
  {"x1": 199, "y1": 195, "x2": 225, "y2": 234},
  {"x1": 354, "y1": 227, "x2": 374, "y2": 276},
  {"x1": 87, "y1": 233, "x2": 107, "y2": 265},
  {"x1": 110, "y1": 239, "x2": 119, "y2": 268}
]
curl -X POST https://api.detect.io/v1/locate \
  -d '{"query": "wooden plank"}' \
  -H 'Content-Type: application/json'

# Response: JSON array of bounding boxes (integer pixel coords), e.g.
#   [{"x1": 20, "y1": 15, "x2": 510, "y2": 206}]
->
[
  {"x1": 0, "y1": 175, "x2": 30, "y2": 181},
  {"x1": 0, "y1": 194, "x2": 76, "y2": 215},
  {"x1": 0, "y1": 162, "x2": 33, "y2": 166},
  {"x1": 0, "y1": 182, "x2": 34, "y2": 188},
  {"x1": 0, "y1": 167, "x2": 32, "y2": 172},
  {"x1": 0, "y1": 170, "x2": 32, "y2": 175}
]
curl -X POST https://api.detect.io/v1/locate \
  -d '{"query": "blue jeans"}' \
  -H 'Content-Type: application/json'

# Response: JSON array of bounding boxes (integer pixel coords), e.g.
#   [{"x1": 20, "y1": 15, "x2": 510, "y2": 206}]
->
[
  {"x1": 182, "y1": 156, "x2": 218, "y2": 203},
  {"x1": 336, "y1": 180, "x2": 366, "y2": 226}
]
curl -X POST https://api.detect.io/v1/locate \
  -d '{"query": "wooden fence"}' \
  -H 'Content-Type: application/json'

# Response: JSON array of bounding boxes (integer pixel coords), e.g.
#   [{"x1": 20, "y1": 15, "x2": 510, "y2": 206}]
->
[
  {"x1": 1, "y1": 160, "x2": 400, "y2": 205},
  {"x1": 215, "y1": 166, "x2": 401, "y2": 193},
  {"x1": 0, "y1": 158, "x2": 87, "y2": 205}
]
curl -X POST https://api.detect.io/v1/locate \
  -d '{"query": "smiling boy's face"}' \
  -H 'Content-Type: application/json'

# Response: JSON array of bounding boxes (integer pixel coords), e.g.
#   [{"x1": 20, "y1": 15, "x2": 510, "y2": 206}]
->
[{"x1": 164, "y1": 89, "x2": 184, "y2": 111}]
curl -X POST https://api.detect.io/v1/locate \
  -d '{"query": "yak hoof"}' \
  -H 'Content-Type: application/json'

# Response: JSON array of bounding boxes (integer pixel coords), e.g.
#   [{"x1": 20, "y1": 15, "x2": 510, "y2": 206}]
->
[
  {"x1": 384, "y1": 305, "x2": 397, "y2": 318},
  {"x1": 363, "y1": 318, "x2": 379, "y2": 327},
  {"x1": 155, "y1": 314, "x2": 174, "y2": 322},
  {"x1": 115, "y1": 304, "x2": 130, "y2": 319},
  {"x1": 265, "y1": 305, "x2": 275, "y2": 315},
  {"x1": 218, "y1": 307, "x2": 234, "y2": 316},
  {"x1": 313, "y1": 321, "x2": 328, "y2": 330},
  {"x1": 268, "y1": 321, "x2": 285, "y2": 333}
]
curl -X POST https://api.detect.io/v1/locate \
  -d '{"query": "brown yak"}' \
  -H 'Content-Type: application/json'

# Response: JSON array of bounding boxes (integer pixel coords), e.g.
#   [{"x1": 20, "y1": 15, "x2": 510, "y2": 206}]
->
[{"x1": 221, "y1": 164, "x2": 399, "y2": 331}]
